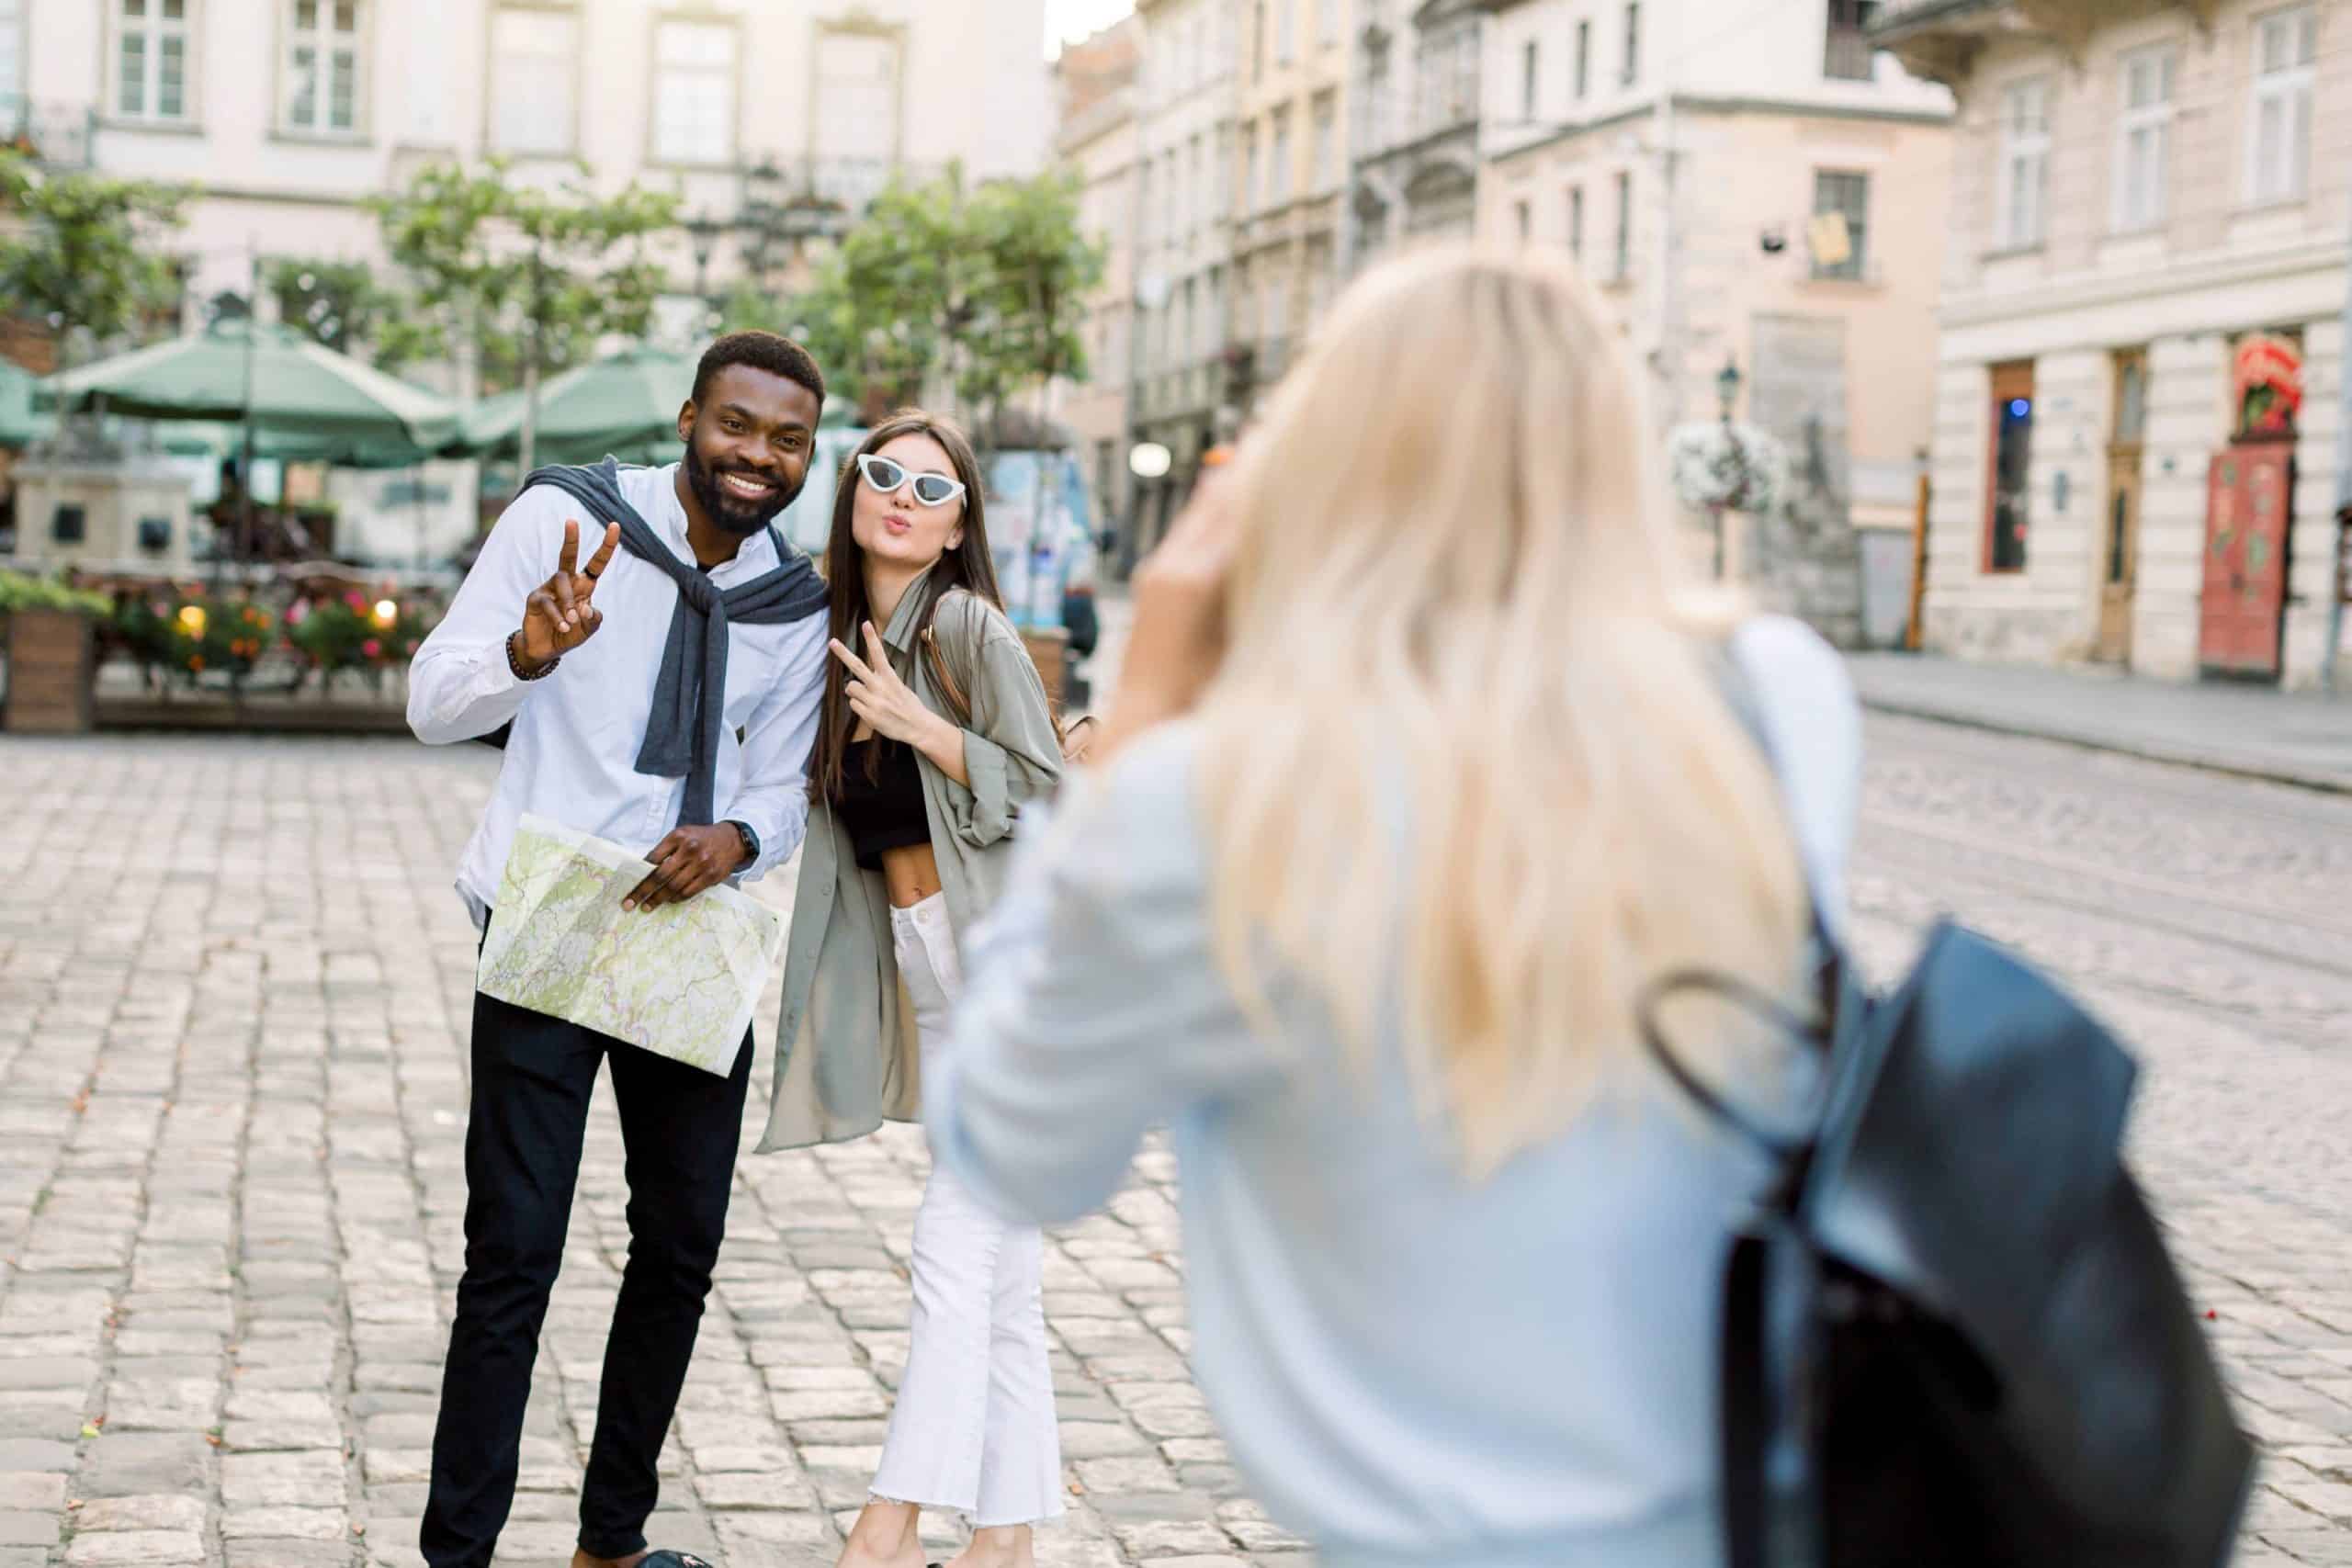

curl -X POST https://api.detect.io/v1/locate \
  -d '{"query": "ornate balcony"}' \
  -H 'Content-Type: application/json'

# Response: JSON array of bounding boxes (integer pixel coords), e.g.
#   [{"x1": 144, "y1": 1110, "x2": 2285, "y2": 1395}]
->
[{"x1": 1871, "y1": 1, "x2": 2223, "y2": 84}]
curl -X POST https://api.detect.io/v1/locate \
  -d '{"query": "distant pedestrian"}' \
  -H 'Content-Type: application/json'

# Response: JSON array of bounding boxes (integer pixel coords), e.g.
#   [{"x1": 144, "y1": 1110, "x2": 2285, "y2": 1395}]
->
[
  {"x1": 406, "y1": 333, "x2": 835, "y2": 1568},
  {"x1": 923, "y1": 247, "x2": 1864, "y2": 1568},
  {"x1": 756, "y1": 411, "x2": 1066, "y2": 1568}
]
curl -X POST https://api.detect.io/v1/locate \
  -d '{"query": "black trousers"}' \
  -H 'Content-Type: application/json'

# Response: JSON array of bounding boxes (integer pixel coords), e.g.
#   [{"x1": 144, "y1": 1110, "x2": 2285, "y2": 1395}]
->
[{"x1": 420, "y1": 986, "x2": 753, "y2": 1568}]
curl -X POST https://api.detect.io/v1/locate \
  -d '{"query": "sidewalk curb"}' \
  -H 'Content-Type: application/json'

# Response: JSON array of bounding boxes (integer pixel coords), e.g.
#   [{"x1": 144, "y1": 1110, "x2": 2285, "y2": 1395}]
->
[{"x1": 1858, "y1": 696, "x2": 2352, "y2": 798}]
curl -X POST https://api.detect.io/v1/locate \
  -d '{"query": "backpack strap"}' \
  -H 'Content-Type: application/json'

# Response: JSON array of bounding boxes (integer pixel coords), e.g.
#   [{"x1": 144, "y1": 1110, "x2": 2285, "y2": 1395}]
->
[{"x1": 1721, "y1": 1228, "x2": 1774, "y2": 1568}]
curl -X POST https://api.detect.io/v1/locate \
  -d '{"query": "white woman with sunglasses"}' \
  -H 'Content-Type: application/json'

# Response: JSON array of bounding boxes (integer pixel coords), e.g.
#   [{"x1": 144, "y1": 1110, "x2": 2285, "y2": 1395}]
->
[{"x1": 755, "y1": 411, "x2": 1066, "y2": 1568}]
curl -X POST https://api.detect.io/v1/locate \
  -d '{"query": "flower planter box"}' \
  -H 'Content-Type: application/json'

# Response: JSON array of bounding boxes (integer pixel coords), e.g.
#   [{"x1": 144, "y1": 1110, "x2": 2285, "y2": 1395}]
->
[{"x1": 3, "y1": 606, "x2": 98, "y2": 733}]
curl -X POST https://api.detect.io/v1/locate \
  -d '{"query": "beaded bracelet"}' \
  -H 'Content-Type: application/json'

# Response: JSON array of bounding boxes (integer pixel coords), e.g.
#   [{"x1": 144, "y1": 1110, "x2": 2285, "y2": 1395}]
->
[{"x1": 507, "y1": 632, "x2": 561, "y2": 682}]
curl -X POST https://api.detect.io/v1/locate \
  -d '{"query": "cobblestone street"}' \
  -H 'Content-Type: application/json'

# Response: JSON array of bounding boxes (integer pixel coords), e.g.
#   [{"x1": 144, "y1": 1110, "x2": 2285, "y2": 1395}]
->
[{"x1": 3, "y1": 714, "x2": 2351, "y2": 1567}]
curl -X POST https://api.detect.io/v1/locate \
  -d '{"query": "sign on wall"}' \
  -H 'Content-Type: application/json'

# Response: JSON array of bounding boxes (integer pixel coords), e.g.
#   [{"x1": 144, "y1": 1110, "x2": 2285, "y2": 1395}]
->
[{"x1": 2232, "y1": 332, "x2": 2303, "y2": 441}]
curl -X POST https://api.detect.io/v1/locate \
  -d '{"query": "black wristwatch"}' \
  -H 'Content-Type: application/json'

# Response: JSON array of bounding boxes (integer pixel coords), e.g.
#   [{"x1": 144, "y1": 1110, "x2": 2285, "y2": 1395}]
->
[{"x1": 725, "y1": 819, "x2": 759, "y2": 868}]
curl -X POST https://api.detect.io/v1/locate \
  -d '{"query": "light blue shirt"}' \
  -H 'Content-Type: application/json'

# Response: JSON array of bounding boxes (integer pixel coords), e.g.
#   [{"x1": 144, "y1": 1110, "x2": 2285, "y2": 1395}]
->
[{"x1": 928, "y1": 619, "x2": 1862, "y2": 1568}]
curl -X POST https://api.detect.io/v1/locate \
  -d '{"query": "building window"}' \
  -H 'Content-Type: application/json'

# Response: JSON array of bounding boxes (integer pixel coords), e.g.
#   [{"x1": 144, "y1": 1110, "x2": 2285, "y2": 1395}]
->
[
  {"x1": 1996, "y1": 77, "x2": 2051, "y2": 249},
  {"x1": 1811, "y1": 169, "x2": 1869, "y2": 280},
  {"x1": 490, "y1": 6, "x2": 578, "y2": 156},
  {"x1": 1568, "y1": 184, "x2": 1585, "y2": 259},
  {"x1": 1188, "y1": 134, "x2": 1204, "y2": 233},
  {"x1": 1271, "y1": 106, "x2": 1292, "y2": 204},
  {"x1": 1825, "y1": 0, "x2": 1877, "y2": 81},
  {"x1": 1986, "y1": 363, "x2": 2033, "y2": 573},
  {"x1": 1575, "y1": 20, "x2": 1589, "y2": 98},
  {"x1": 283, "y1": 0, "x2": 362, "y2": 136},
  {"x1": 1251, "y1": 0, "x2": 1266, "y2": 81},
  {"x1": 2247, "y1": 5, "x2": 2316, "y2": 205},
  {"x1": 1243, "y1": 123, "x2": 1260, "y2": 213},
  {"x1": 1277, "y1": 0, "x2": 1295, "y2": 63},
  {"x1": 812, "y1": 24, "x2": 903, "y2": 188},
  {"x1": 1611, "y1": 170, "x2": 1631, "y2": 277},
  {"x1": 1521, "y1": 39, "x2": 1540, "y2": 121},
  {"x1": 1622, "y1": 3, "x2": 1640, "y2": 85},
  {"x1": 2112, "y1": 44, "x2": 2176, "y2": 231},
  {"x1": 1318, "y1": 0, "x2": 1339, "y2": 47},
  {"x1": 1514, "y1": 198, "x2": 1532, "y2": 242},
  {"x1": 117, "y1": 0, "x2": 194, "y2": 123},
  {"x1": 1312, "y1": 92, "x2": 1337, "y2": 189},
  {"x1": 653, "y1": 18, "x2": 735, "y2": 165}
]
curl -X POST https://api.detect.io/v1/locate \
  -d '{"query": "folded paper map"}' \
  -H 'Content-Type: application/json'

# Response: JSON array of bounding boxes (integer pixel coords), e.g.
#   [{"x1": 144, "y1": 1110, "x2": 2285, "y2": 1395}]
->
[{"x1": 477, "y1": 815, "x2": 785, "y2": 1075}]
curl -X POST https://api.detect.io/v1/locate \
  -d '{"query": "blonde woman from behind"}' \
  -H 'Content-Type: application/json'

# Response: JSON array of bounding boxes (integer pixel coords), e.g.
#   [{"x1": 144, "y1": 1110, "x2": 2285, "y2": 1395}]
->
[{"x1": 922, "y1": 245, "x2": 1865, "y2": 1568}]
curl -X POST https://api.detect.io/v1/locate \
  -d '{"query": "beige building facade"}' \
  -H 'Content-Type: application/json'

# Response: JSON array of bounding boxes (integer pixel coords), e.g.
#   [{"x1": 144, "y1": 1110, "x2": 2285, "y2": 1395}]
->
[
  {"x1": 1127, "y1": 0, "x2": 1242, "y2": 559},
  {"x1": 1052, "y1": 17, "x2": 1146, "y2": 548},
  {"x1": 7, "y1": 0, "x2": 1050, "y2": 317},
  {"x1": 1231, "y1": 0, "x2": 1353, "y2": 412},
  {"x1": 1478, "y1": 0, "x2": 1954, "y2": 616},
  {"x1": 1882, "y1": 0, "x2": 2352, "y2": 687}
]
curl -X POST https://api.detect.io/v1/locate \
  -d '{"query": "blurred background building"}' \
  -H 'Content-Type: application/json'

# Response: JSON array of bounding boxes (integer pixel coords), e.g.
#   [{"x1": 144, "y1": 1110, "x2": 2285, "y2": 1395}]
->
[
  {"x1": 4, "y1": 0, "x2": 1051, "y2": 336},
  {"x1": 1881, "y1": 0, "x2": 2349, "y2": 689}
]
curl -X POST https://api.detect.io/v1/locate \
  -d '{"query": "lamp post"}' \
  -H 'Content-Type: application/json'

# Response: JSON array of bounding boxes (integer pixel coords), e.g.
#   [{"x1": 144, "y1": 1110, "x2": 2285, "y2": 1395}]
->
[
  {"x1": 684, "y1": 211, "x2": 726, "y2": 305},
  {"x1": 1713, "y1": 355, "x2": 1744, "y2": 581}
]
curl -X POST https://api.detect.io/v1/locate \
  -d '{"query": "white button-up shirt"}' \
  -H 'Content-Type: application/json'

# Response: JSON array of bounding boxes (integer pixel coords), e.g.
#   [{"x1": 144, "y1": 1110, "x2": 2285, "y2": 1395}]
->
[{"x1": 407, "y1": 462, "x2": 831, "y2": 926}]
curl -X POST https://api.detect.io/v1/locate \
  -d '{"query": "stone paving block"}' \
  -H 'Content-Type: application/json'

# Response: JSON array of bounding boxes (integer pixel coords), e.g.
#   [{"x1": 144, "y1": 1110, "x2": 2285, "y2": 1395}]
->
[
  {"x1": 74, "y1": 1434, "x2": 209, "y2": 1496},
  {"x1": 1075, "y1": 1459, "x2": 1182, "y2": 1495},
  {"x1": 221, "y1": 1450, "x2": 348, "y2": 1509},
  {"x1": 0, "y1": 1358, "x2": 98, "y2": 1393},
  {"x1": 61, "y1": 1529, "x2": 207, "y2": 1566},
  {"x1": 72, "y1": 1496, "x2": 207, "y2": 1534},
  {"x1": 0, "y1": 1477, "x2": 63, "y2": 1513},
  {"x1": 223, "y1": 1541, "x2": 357, "y2": 1568},
  {"x1": 223, "y1": 1507, "x2": 350, "y2": 1541},
  {"x1": 711, "y1": 1509, "x2": 834, "y2": 1551},
  {"x1": 1059, "y1": 1422, "x2": 1154, "y2": 1460},
  {"x1": 0, "y1": 1516, "x2": 59, "y2": 1549},
  {"x1": 1110, "y1": 1520, "x2": 1234, "y2": 1559}
]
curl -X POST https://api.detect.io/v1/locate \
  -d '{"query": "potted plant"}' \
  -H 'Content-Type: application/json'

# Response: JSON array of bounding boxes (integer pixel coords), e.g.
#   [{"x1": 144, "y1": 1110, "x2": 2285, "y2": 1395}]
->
[{"x1": 0, "y1": 569, "x2": 114, "y2": 733}]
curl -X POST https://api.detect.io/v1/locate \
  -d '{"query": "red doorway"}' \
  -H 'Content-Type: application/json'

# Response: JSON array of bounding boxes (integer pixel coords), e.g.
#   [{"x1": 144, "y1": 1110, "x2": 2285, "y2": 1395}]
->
[{"x1": 2199, "y1": 441, "x2": 2293, "y2": 680}]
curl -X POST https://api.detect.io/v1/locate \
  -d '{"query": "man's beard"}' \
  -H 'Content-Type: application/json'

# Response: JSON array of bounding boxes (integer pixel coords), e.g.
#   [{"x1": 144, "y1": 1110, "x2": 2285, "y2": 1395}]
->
[{"x1": 683, "y1": 441, "x2": 806, "y2": 536}]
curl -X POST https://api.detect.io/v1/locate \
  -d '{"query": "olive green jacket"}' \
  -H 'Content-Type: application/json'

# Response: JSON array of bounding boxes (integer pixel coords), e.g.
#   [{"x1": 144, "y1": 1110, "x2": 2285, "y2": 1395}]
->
[{"x1": 755, "y1": 570, "x2": 1064, "y2": 1153}]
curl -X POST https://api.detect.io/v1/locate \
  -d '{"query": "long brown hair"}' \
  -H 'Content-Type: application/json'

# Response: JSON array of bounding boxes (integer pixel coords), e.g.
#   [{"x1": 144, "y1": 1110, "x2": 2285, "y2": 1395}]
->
[{"x1": 809, "y1": 409, "x2": 1003, "y2": 804}]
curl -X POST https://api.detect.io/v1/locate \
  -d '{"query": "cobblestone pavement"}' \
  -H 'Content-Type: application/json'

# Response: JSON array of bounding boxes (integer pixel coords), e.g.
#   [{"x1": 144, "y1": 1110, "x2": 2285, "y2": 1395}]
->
[{"x1": 1, "y1": 717, "x2": 2349, "y2": 1568}]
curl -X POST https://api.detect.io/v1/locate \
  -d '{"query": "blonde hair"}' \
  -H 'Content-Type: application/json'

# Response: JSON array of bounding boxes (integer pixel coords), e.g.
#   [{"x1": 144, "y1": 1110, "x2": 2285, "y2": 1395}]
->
[{"x1": 1196, "y1": 245, "x2": 1811, "y2": 1179}]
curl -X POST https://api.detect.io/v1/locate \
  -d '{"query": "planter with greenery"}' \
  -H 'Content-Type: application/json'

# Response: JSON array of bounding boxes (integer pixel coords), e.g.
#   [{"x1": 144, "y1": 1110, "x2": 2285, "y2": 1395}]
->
[{"x1": 0, "y1": 570, "x2": 113, "y2": 733}]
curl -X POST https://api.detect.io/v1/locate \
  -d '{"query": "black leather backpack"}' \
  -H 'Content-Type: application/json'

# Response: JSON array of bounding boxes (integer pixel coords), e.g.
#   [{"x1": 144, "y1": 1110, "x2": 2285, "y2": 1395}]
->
[{"x1": 1639, "y1": 691, "x2": 2256, "y2": 1567}]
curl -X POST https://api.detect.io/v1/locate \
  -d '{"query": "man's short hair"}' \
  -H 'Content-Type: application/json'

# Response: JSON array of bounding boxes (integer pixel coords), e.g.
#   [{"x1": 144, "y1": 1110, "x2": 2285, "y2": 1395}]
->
[{"x1": 693, "y1": 331, "x2": 826, "y2": 410}]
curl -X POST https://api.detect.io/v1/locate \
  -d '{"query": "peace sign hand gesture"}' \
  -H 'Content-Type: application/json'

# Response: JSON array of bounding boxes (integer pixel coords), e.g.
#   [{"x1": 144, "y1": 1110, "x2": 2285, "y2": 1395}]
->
[
  {"x1": 513, "y1": 519, "x2": 621, "y2": 674},
  {"x1": 831, "y1": 621, "x2": 952, "y2": 748}
]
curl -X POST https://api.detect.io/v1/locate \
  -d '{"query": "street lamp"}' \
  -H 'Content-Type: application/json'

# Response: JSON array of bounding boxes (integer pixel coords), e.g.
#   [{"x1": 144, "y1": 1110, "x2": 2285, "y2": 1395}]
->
[
  {"x1": 1713, "y1": 357, "x2": 1746, "y2": 581},
  {"x1": 684, "y1": 211, "x2": 727, "y2": 301}
]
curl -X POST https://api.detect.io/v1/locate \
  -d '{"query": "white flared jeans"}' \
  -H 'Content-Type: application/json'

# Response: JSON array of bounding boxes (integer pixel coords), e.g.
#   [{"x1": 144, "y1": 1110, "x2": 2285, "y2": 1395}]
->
[{"x1": 869, "y1": 892, "x2": 1064, "y2": 1529}]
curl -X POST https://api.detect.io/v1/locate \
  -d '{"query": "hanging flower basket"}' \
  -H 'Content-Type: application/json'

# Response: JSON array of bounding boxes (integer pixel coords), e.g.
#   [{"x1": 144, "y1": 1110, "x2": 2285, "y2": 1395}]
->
[{"x1": 1668, "y1": 421, "x2": 1788, "y2": 515}]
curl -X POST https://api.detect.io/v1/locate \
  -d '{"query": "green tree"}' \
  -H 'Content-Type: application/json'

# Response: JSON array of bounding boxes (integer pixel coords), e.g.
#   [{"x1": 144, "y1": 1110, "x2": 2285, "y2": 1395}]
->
[
  {"x1": 783, "y1": 165, "x2": 1102, "y2": 436},
  {"x1": 0, "y1": 152, "x2": 188, "y2": 369},
  {"x1": 369, "y1": 159, "x2": 679, "y2": 469},
  {"x1": 267, "y1": 258, "x2": 392, "y2": 358},
  {"x1": 954, "y1": 170, "x2": 1103, "y2": 440}
]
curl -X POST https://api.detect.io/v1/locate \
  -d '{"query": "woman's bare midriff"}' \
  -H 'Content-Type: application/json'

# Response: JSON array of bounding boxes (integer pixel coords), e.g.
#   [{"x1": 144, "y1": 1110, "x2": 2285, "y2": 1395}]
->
[{"x1": 879, "y1": 841, "x2": 944, "y2": 910}]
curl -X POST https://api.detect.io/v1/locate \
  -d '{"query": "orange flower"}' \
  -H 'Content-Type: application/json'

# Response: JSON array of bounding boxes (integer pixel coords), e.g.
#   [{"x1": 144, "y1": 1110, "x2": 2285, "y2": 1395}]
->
[{"x1": 188, "y1": 655, "x2": 205, "y2": 671}]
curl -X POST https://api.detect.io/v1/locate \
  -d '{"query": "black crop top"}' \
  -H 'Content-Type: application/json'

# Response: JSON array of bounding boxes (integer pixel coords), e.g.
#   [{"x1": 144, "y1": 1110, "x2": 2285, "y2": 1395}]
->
[{"x1": 836, "y1": 738, "x2": 930, "y2": 871}]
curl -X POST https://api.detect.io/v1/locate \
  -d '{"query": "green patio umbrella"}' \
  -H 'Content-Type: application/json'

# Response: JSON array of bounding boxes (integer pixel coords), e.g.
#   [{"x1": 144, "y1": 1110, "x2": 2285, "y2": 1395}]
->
[
  {"x1": 454, "y1": 345, "x2": 698, "y2": 467},
  {"x1": 0, "y1": 359, "x2": 38, "y2": 448},
  {"x1": 35, "y1": 320, "x2": 459, "y2": 466},
  {"x1": 455, "y1": 344, "x2": 860, "y2": 468}
]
